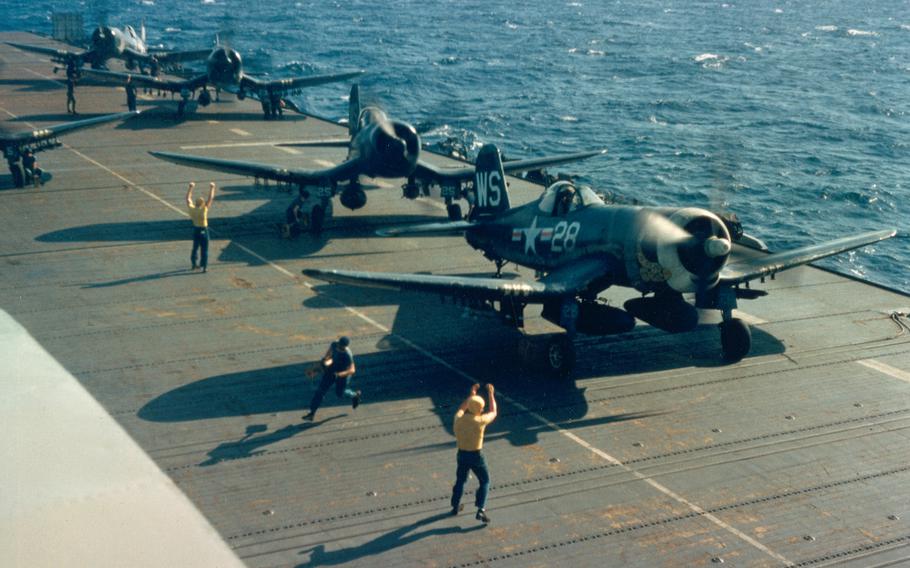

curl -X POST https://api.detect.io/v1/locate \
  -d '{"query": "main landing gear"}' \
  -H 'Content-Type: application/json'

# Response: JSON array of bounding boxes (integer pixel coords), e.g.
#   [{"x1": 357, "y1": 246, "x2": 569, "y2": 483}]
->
[
  {"x1": 517, "y1": 333, "x2": 576, "y2": 379},
  {"x1": 719, "y1": 315, "x2": 751, "y2": 362}
]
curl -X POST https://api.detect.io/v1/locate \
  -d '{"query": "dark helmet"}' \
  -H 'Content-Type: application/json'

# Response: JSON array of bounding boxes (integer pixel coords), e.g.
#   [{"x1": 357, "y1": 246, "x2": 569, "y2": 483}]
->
[{"x1": 337, "y1": 336, "x2": 351, "y2": 348}]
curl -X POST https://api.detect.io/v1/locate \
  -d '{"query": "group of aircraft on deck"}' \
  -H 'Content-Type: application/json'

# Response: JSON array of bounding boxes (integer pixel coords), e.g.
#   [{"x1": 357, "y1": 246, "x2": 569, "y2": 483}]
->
[{"x1": 2, "y1": 25, "x2": 896, "y2": 376}]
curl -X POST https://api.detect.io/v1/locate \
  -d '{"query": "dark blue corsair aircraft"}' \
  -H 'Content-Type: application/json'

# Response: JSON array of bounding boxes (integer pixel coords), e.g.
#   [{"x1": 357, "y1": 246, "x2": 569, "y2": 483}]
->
[
  {"x1": 150, "y1": 85, "x2": 606, "y2": 227},
  {"x1": 304, "y1": 144, "x2": 896, "y2": 377}
]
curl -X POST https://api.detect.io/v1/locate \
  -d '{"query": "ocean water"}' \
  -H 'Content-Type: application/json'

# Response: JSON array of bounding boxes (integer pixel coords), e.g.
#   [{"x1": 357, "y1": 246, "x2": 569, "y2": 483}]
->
[{"x1": 5, "y1": 1, "x2": 909, "y2": 291}]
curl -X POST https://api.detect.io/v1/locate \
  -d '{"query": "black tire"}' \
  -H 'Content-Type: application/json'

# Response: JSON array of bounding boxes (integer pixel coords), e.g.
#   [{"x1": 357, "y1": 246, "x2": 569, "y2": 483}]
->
[
  {"x1": 543, "y1": 335, "x2": 576, "y2": 378},
  {"x1": 720, "y1": 318, "x2": 751, "y2": 362},
  {"x1": 446, "y1": 203, "x2": 463, "y2": 221},
  {"x1": 310, "y1": 205, "x2": 325, "y2": 235}
]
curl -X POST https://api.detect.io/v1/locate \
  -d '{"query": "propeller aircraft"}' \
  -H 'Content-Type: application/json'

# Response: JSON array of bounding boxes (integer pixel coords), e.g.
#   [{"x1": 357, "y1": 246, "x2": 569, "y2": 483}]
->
[
  {"x1": 303, "y1": 144, "x2": 896, "y2": 377},
  {"x1": 79, "y1": 45, "x2": 363, "y2": 119},
  {"x1": 149, "y1": 84, "x2": 607, "y2": 230},
  {"x1": 7, "y1": 25, "x2": 210, "y2": 71},
  {"x1": 3, "y1": 111, "x2": 141, "y2": 188}
]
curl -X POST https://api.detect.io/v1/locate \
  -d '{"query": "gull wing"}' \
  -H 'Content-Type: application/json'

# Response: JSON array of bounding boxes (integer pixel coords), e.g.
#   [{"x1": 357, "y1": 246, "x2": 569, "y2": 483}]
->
[
  {"x1": 80, "y1": 68, "x2": 209, "y2": 92},
  {"x1": 239, "y1": 70, "x2": 364, "y2": 95},
  {"x1": 303, "y1": 256, "x2": 612, "y2": 303},
  {"x1": 151, "y1": 48, "x2": 213, "y2": 64},
  {"x1": 719, "y1": 229, "x2": 896, "y2": 286},
  {"x1": 413, "y1": 149, "x2": 607, "y2": 183},
  {"x1": 5, "y1": 41, "x2": 83, "y2": 64},
  {"x1": 149, "y1": 151, "x2": 361, "y2": 185},
  {"x1": 4, "y1": 111, "x2": 140, "y2": 148}
]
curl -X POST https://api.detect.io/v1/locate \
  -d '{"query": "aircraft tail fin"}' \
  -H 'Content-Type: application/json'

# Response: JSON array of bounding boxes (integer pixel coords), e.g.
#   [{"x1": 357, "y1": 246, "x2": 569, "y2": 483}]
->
[
  {"x1": 140, "y1": 20, "x2": 146, "y2": 43},
  {"x1": 348, "y1": 84, "x2": 360, "y2": 136},
  {"x1": 471, "y1": 144, "x2": 511, "y2": 218}
]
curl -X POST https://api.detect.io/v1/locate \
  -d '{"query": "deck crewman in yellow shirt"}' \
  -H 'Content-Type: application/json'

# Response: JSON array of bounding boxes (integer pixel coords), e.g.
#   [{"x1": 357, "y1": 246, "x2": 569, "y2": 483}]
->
[
  {"x1": 451, "y1": 382, "x2": 497, "y2": 523},
  {"x1": 186, "y1": 181, "x2": 216, "y2": 272}
]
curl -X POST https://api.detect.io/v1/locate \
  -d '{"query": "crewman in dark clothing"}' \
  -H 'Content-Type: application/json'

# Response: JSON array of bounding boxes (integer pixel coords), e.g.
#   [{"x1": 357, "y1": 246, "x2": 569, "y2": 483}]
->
[
  {"x1": 260, "y1": 94, "x2": 271, "y2": 120},
  {"x1": 65, "y1": 61, "x2": 78, "y2": 115},
  {"x1": 303, "y1": 336, "x2": 361, "y2": 421},
  {"x1": 6, "y1": 152, "x2": 24, "y2": 188},
  {"x1": 282, "y1": 188, "x2": 311, "y2": 238},
  {"x1": 125, "y1": 76, "x2": 137, "y2": 111},
  {"x1": 21, "y1": 149, "x2": 42, "y2": 188},
  {"x1": 269, "y1": 92, "x2": 282, "y2": 119},
  {"x1": 148, "y1": 56, "x2": 159, "y2": 95}
]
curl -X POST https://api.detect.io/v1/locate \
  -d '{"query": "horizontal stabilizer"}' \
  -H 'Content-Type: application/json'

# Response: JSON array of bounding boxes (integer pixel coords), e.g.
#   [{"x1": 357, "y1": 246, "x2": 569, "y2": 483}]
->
[
  {"x1": 720, "y1": 229, "x2": 896, "y2": 286},
  {"x1": 376, "y1": 220, "x2": 475, "y2": 237}
]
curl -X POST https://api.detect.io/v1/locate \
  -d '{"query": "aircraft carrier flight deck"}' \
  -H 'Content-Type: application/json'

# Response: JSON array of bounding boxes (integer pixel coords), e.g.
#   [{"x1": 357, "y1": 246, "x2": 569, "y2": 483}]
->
[{"x1": 2, "y1": 33, "x2": 910, "y2": 567}]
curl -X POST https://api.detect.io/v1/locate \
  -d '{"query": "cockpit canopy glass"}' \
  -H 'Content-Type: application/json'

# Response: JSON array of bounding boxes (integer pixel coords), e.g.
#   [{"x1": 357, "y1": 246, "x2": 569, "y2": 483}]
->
[{"x1": 538, "y1": 181, "x2": 604, "y2": 215}]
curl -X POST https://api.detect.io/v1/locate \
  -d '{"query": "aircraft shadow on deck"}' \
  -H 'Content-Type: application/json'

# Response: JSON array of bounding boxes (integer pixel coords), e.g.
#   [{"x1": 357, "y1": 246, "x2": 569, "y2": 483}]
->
[
  {"x1": 0, "y1": 78, "x2": 62, "y2": 92},
  {"x1": 36, "y1": 211, "x2": 451, "y2": 262},
  {"x1": 304, "y1": 280, "x2": 787, "y2": 380},
  {"x1": 10, "y1": 112, "x2": 119, "y2": 123},
  {"x1": 114, "y1": 105, "x2": 311, "y2": 129}
]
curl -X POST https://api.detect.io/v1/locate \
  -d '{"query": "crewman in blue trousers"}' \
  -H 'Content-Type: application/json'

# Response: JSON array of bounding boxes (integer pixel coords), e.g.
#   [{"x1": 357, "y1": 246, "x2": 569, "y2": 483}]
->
[{"x1": 186, "y1": 181, "x2": 216, "y2": 272}]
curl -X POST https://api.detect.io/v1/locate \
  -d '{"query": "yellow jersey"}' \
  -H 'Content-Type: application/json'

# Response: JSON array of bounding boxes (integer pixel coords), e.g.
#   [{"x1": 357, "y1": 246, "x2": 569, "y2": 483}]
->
[
  {"x1": 188, "y1": 204, "x2": 208, "y2": 228},
  {"x1": 453, "y1": 410, "x2": 496, "y2": 451}
]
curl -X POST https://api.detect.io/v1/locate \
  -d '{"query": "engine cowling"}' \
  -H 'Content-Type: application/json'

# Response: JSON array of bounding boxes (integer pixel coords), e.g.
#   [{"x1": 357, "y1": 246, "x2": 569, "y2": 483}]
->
[
  {"x1": 648, "y1": 208, "x2": 732, "y2": 294},
  {"x1": 367, "y1": 120, "x2": 420, "y2": 178}
]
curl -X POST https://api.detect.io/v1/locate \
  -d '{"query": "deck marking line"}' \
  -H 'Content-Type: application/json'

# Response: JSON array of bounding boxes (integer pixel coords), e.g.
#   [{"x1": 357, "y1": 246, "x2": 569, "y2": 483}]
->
[
  {"x1": 276, "y1": 145, "x2": 300, "y2": 155},
  {"x1": 734, "y1": 310, "x2": 767, "y2": 325},
  {"x1": 50, "y1": 120, "x2": 794, "y2": 567},
  {"x1": 230, "y1": 128, "x2": 251, "y2": 137},
  {"x1": 858, "y1": 359, "x2": 910, "y2": 384}
]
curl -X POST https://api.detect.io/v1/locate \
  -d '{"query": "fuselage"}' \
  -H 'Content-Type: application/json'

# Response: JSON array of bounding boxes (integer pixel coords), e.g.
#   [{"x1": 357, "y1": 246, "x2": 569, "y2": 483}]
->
[
  {"x1": 348, "y1": 107, "x2": 420, "y2": 178},
  {"x1": 466, "y1": 186, "x2": 731, "y2": 296}
]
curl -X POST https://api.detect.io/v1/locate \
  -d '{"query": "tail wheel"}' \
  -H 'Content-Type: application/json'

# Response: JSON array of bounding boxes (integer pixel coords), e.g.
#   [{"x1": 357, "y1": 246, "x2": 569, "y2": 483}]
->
[
  {"x1": 446, "y1": 203, "x2": 463, "y2": 221},
  {"x1": 720, "y1": 318, "x2": 751, "y2": 362}
]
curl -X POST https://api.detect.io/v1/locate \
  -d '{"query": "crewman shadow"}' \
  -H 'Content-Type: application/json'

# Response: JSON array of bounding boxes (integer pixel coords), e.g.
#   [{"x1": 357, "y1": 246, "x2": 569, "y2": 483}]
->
[
  {"x1": 201, "y1": 418, "x2": 341, "y2": 466},
  {"x1": 80, "y1": 268, "x2": 200, "y2": 288},
  {"x1": 296, "y1": 512, "x2": 484, "y2": 567}
]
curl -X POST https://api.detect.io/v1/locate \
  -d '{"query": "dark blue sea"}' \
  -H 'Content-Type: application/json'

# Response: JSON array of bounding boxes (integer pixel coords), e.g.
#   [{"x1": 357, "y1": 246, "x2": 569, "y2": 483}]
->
[{"x1": 5, "y1": 1, "x2": 909, "y2": 291}]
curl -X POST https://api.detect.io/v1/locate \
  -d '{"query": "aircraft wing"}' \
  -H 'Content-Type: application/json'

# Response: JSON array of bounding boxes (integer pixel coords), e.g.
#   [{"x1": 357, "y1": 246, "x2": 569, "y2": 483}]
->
[
  {"x1": 239, "y1": 70, "x2": 364, "y2": 95},
  {"x1": 150, "y1": 48, "x2": 213, "y2": 64},
  {"x1": 276, "y1": 139, "x2": 352, "y2": 148},
  {"x1": 5, "y1": 41, "x2": 83, "y2": 64},
  {"x1": 4, "y1": 111, "x2": 140, "y2": 148},
  {"x1": 80, "y1": 68, "x2": 208, "y2": 92},
  {"x1": 149, "y1": 151, "x2": 362, "y2": 185},
  {"x1": 303, "y1": 256, "x2": 612, "y2": 302},
  {"x1": 413, "y1": 149, "x2": 607, "y2": 183},
  {"x1": 719, "y1": 229, "x2": 896, "y2": 286}
]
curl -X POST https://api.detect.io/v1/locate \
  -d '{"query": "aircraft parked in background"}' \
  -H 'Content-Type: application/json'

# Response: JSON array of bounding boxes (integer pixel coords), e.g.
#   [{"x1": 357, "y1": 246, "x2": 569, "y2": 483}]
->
[
  {"x1": 304, "y1": 144, "x2": 896, "y2": 376},
  {"x1": 81, "y1": 45, "x2": 363, "y2": 118},
  {"x1": 7, "y1": 25, "x2": 210, "y2": 71}
]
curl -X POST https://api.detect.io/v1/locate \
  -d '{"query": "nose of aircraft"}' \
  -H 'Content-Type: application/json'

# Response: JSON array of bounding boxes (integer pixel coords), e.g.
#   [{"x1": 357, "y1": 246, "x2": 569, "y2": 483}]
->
[{"x1": 704, "y1": 235, "x2": 732, "y2": 258}]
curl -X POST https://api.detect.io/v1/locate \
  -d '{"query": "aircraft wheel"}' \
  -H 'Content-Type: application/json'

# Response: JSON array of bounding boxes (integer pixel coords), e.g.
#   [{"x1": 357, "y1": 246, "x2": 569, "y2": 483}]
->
[
  {"x1": 446, "y1": 203, "x2": 462, "y2": 221},
  {"x1": 720, "y1": 318, "x2": 751, "y2": 362},
  {"x1": 310, "y1": 205, "x2": 325, "y2": 235},
  {"x1": 402, "y1": 182, "x2": 420, "y2": 200},
  {"x1": 543, "y1": 335, "x2": 576, "y2": 379}
]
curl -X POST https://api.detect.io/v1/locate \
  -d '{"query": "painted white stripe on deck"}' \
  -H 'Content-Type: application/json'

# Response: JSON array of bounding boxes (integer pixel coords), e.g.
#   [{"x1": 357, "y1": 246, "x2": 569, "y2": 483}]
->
[
  {"x1": 276, "y1": 145, "x2": 300, "y2": 155},
  {"x1": 230, "y1": 128, "x2": 251, "y2": 137},
  {"x1": 734, "y1": 310, "x2": 767, "y2": 325},
  {"x1": 180, "y1": 141, "x2": 303, "y2": 150},
  {"x1": 48, "y1": 117, "x2": 793, "y2": 567},
  {"x1": 313, "y1": 159, "x2": 336, "y2": 168},
  {"x1": 858, "y1": 359, "x2": 910, "y2": 384}
]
